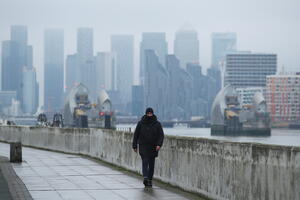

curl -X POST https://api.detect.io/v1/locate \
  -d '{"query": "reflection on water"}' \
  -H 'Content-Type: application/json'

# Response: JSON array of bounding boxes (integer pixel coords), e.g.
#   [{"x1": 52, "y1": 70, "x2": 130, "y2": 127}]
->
[{"x1": 117, "y1": 124, "x2": 300, "y2": 147}]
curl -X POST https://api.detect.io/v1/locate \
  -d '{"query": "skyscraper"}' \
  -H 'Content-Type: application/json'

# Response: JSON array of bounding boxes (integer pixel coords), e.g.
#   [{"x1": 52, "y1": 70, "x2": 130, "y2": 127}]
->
[
  {"x1": 10, "y1": 25, "x2": 27, "y2": 46},
  {"x1": 144, "y1": 49, "x2": 168, "y2": 119},
  {"x1": 23, "y1": 67, "x2": 38, "y2": 114},
  {"x1": 10, "y1": 25, "x2": 28, "y2": 70},
  {"x1": 1, "y1": 25, "x2": 36, "y2": 111},
  {"x1": 44, "y1": 29, "x2": 64, "y2": 111},
  {"x1": 65, "y1": 54, "x2": 79, "y2": 94},
  {"x1": 166, "y1": 55, "x2": 193, "y2": 120},
  {"x1": 77, "y1": 28, "x2": 93, "y2": 61},
  {"x1": 186, "y1": 63, "x2": 204, "y2": 100},
  {"x1": 140, "y1": 32, "x2": 168, "y2": 82},
  {"x1": 174, "y1": 27, "x2": 199, "y2": 69},
  {"x1": 225, "y1": 52, "x2": 277, "y2": 87},
  {"x1": 131, "y1": 85, "x2": 144, "y2": 117},
  {"x1": 95, "y1": 52, "x2": 117, "y2": 92},
  {"x1": 77, "y1": 28, "x2": 94, "y2": 92},
  {"x1": 111, "y1": 35, "x2": 134, "y2": 104},
  {"x1": 211, "y1": 32, "x2": 237, "y2": 68},
  {"x1": 1, "y1": 41, "x2": 22, "y2": 95}
]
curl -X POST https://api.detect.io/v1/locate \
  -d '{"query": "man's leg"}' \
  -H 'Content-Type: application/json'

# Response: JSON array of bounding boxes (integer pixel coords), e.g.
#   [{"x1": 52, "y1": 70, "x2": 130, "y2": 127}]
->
[
  {"x1": 148, "y1": 157, "x2": 155, "y2": 186},
  {"x1": 141, "y1": 156, "x2": 150, "y2": 186}
]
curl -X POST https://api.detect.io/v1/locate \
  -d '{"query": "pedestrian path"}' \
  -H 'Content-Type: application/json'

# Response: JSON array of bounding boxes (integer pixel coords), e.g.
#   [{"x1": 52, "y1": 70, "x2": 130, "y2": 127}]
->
[
  {"x1": 0, "y1": 142, "x2": 203, "y2": 200},
  {"x1": 0, "y1": 155, "x2": 32, "y2": 200},
  {"x1": 0, "y1": 159, "x2": 13, "y2": 200}
]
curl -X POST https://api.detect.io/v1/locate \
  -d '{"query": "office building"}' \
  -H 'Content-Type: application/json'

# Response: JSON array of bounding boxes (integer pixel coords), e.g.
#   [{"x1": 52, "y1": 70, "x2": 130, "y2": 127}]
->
[
  {"x1": 166, "y1": 55, "x2": 192, "y2": 120},
  {"x1": 111, "y1": 35, "x2": 134, "y2": 104},
  {"x1": 266, "y1": 73, "x2": 300, "y2": 122},
  {"x1": 95, "y1": 52, "x2": 117, "y2": 92},
  {"x1": 65, "y1": 54, "x2": 79, "y2": 94},
  {"x1": 22, "y1": 67, "x2": 38, "y2": 114},
  {"x1": 1, "y1": 26, "x2": 37, "y2": 112},
  {"x1": 44, "y1": 29, "x2": 64, "y2": 111},
  {"x1": 131, "y1": 85, "x2": 144, "y2": 117},
  {"x1": 174, "y1": 27, "x2": 199, "y2": 69},
  {"x1": 77, "y1": 28, "x2": 94, "y2": 89},
  {"x1": 1, "y1": 41, "x2": 22, "y2": 96},
  {"x1": 211, "y1": 32, "x2": 237, "y2": 68},
  {"x1": 144, "y1": 50, "x2": 168, "y2": 119},
  {"x1": 225, "y1": 52, "x2": 277, "y2": 87},
  {"x1": 0, "y1": 91, "x2": 17, "y2": 115},
  {"x1": 140, "y1": 32, "x2": 168, "y2": 81}
]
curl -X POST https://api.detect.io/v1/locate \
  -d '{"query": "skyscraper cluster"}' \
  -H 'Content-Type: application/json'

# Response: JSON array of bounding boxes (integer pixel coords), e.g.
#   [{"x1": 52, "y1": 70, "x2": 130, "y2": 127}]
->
[
  {"x1": 0, "y1": 24, "x2": 284, "y2": 122},
  {"x1": 1, "y1": 25, "x2": 39, "y2": 116},
  {"x1": 65, "y1": 29, "x2": 134, "y2": 114},
  {"x1": 136, "y1": 29, "x2": 229, "y2": 120}
]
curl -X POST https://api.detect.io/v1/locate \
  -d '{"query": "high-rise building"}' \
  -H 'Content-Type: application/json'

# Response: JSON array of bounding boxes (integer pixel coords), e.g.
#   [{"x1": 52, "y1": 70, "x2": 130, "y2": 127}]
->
[
  {"x1": 225, "y1": 52, "x2": 277, "y2": 87},
  {"x1": 131, "y1": 85, "x2": 144, "y2": 117},
  {"x1": 187, "y1": 63, "x2": 205, "y2": 100},
  {"x1": 266, "y1": 73, "x2": 300, "y2": 123},
  {"x1": 174, "y1": 27, "x2": 199, "y2": 69},
  {"x1": 26, "y1": 45, "x2": 33, "y2": 67},
  {"x1": 1, "y1": 25, "x2": 36, "y2": 111},
  {"x1": 140, "y1": 32, "x2": 168, "y2": 81},
  {"x1": 22, "y1": 67, "x2": 38, "y2": 114},
  {"x1": 10, "y1": 25, "x2": 27, "y2": 45},
  {"x1": 95, "y1": 52, "x2": 117, "y2": 92},
  {"x1": 166, "y1": 55, "x2": 192, "y2": 120},
  {"x1": 186, "y1": 63, "x2": 209, "y2": 117},
  {"x1": 65, "y1": 54, "x2": 79, "y2": 94},
  {"x1": 77, "y1": 28, "x2": 93, "y2": 61},
  {"x1": 0, "y1": 91, "x2": 17, "y2": 115},
  {"x1": 211, "y1": 32, "x2": 237, "y2": 68},
  {"x1": 44, "y1": 29, "x2": 64, "y2": 111},
  {"x1": 10, "y1": 25, "x2": 29, "y2": 69},
  {"x1": 111, "y1": 35, "x2": 134, "y2": 104},
  {"x1": 77, "y1": 28, "x2": 94, "y2": 91},
  {"x1": 144, "y1": 49, "x2": 168, "y2": 120},
  {"x1": 1, "y1": 41, "x2": 22, "y2": 96}
]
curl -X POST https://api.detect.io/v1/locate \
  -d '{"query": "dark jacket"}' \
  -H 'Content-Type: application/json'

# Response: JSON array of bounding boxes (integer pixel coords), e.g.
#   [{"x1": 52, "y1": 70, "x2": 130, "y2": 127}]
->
[{"x1": 132, "y1": 115, "x2": 164, "y2": 157}]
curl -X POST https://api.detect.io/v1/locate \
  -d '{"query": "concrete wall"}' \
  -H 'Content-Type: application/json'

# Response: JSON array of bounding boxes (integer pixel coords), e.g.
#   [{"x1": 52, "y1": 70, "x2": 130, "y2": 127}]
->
[{"x1": 0, "y1": 126, "x2": 299, "y2": 200}]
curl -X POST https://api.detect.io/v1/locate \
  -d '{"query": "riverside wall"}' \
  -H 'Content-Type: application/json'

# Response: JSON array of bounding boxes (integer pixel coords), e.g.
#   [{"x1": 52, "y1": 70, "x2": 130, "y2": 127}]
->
[{"x1": 0, "y1": 126, "x2": 299, "y2": 200}]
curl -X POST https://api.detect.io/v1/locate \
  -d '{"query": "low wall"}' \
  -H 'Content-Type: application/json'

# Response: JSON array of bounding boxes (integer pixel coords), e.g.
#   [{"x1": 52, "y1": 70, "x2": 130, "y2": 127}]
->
[{"x1": 0, "y1": 126, "x2": 299, "y2": 200}]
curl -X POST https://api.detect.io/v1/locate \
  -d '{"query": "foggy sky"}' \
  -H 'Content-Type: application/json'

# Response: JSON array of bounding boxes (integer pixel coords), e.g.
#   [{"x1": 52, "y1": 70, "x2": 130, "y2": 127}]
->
[{"x1": 0, "y1": 0, "x2": 300, "y2": 105}]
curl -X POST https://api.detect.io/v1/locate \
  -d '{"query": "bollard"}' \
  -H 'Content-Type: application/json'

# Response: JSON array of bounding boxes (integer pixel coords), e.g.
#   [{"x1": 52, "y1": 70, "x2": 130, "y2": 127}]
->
[{"x1": 10, "y1": 142, "x2": 22, "y2": 163}]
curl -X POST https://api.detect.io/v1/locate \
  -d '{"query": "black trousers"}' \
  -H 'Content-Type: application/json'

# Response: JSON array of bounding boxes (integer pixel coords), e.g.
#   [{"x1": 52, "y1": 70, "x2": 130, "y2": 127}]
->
[{"x1": 141, "y1": 156, "x2": 155, "y2": 180}]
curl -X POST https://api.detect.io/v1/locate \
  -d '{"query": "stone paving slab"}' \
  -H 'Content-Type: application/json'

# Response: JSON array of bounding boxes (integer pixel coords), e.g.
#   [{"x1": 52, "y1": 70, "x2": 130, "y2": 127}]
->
[{"x1": 0, "y1": 142, "x2": 204, "y2": 200}]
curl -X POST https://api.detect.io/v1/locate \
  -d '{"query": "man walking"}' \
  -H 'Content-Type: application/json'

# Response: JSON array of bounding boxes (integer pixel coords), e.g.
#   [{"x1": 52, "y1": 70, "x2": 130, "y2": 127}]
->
[{"x1": 132, "y1": 107, "x2": 164, "y2": 187}]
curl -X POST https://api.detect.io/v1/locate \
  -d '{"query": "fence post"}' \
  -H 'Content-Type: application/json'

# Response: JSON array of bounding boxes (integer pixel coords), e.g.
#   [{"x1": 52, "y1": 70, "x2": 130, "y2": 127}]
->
[{"x1": 10, "y1": 142, "x2": 22, "y2": 163}]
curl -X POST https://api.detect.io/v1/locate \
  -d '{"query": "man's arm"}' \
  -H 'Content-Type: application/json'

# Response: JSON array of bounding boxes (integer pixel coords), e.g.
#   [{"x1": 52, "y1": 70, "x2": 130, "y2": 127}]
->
[
  {"x1": 156, "y1": 122, "x2": 164, "y2": 150},
  {"x1": 132, "y1": 122, "x2": 141, "y2": 150}
]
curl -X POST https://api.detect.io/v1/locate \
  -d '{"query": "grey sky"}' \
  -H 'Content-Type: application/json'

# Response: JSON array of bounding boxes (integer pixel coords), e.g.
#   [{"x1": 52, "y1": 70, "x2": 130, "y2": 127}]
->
[{"x1": 1, "y1": 0, "x2": 300, "y2": 103}]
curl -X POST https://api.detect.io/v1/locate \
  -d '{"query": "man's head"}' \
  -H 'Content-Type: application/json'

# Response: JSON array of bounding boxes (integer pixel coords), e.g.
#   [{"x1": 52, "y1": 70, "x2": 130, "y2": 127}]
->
[{"x1": 145, "y1": 107, "x2": 154, "y2": 117}]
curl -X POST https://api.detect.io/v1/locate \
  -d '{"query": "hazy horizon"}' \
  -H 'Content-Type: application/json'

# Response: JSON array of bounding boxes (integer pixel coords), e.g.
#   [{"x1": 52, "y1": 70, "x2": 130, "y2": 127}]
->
[{"x1": 1, "y1": 0, "x2": 299, "y2": 105}]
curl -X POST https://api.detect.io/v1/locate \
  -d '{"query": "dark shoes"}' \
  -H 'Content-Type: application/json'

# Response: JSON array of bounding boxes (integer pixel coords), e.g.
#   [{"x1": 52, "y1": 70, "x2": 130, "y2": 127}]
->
[
  {"x1": 143, "y1": 178, "x2": 148, "y2": 187},
  {"x1": 143, "y1": 178, "x2": 152, "y2": 187},
  {"x1": 148, "y1": 179, "x2": 152, "y2": 187}
]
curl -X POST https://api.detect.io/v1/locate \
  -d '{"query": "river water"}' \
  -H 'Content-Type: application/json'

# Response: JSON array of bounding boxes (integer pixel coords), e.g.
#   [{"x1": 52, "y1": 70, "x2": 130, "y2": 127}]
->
[{"x1": 117, "y1": 124, "x2": 300, "y2": 147}]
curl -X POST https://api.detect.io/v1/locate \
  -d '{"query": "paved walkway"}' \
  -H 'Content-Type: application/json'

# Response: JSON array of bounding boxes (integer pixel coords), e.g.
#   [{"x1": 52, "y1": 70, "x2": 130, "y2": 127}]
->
[
  {"x1": 0, "y1": 156, "x2": 32, "y2": 200},
  {"x1": 0, "y1": 158, "x2": 13, "y2": 200},
  {"x1": 0, "y1": 143, "x2": 203, "y2": 200}
]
